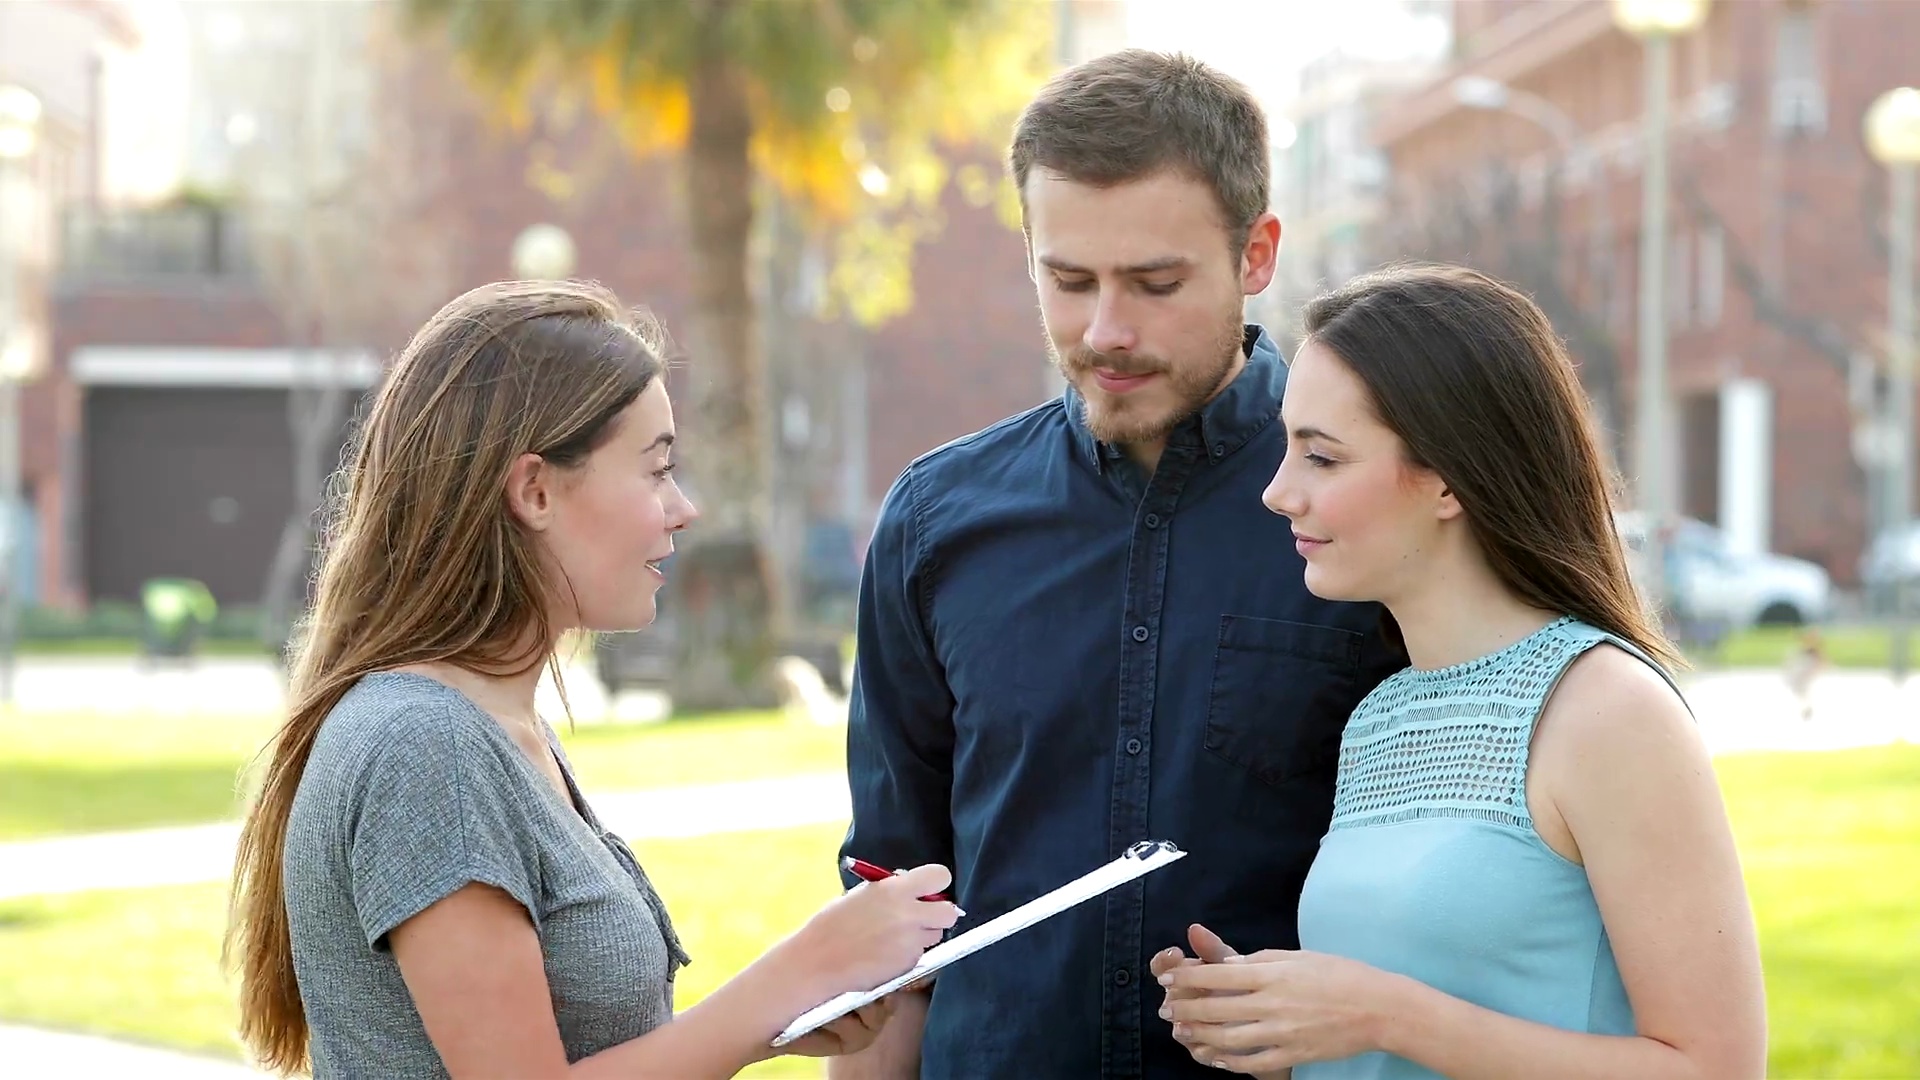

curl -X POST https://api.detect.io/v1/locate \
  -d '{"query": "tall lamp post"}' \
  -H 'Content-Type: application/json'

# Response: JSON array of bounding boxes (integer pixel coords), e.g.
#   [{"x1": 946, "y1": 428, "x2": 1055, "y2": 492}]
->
[
  {"x1": 1612, "y1": 0, "x2": 1711, "y2": 624},
  {"x1": 1866, "y1": 86, "x2": 1920, "y2": 679},
  {"x1": 0, "y1": 82, "x2": 42, "y2": 708}
]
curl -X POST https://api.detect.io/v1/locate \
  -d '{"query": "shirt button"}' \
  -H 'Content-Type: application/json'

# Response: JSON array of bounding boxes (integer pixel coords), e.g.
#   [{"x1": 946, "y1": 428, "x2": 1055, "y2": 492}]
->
[
  {"x1": 1212, "y1": 442, "x2": 1226, "y2": 457},
  {"x1": 1131, "y1": 625, "x2": 1149, "y2": 643},
  {"x1": 1125, "y1": 737, "x2": 1143, "y2": 755},
  {"x1": 1114, "y1": 968, "x2": 1132, "y2": 986},
  {"x1": 1144, "y1": 513, "x2": 1161, "y2": 529}
]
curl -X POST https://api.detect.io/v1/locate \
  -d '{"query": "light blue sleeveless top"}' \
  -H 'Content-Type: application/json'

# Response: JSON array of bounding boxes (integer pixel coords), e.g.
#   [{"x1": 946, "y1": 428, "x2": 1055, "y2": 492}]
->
[{"x1": 1294, "y1": 617, "x2": 1682, "y2": 1080}]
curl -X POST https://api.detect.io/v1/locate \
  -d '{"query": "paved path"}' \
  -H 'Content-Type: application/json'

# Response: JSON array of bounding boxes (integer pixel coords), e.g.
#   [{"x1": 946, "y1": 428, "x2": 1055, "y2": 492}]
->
[
  {"x1": 2, "y1": 656, "x2": 290, "y2": 717},
  {"x1": 0, "y1": 1023, "x2": 271, "y2": 1079},
  {"x1": 1, "y1": 654, "x2": 670, "y2": 723},
  {"x1": 1685, "y1": 668, "x2": 1920, "y2": 753},
  {"x1": 15, "y1": 654, "x2": 1913, "y2": 747}
]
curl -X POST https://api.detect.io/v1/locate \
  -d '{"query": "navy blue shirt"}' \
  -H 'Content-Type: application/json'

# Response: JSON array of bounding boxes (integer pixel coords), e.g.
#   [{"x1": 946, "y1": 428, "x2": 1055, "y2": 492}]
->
[{"x1": 842, "y1": 326, "x2": 1406, "y2": 1080}]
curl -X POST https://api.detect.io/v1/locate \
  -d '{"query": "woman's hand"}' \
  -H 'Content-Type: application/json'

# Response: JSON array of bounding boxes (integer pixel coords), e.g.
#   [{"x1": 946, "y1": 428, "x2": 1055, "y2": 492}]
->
[
  {"x1": 1152, "y1": 922, "x2": 1245, "y2": 1032},
  {"x1": 1158, "y1": 928, "x2": 1402, "y2": 1075},
  {"x1": 777, "y1": 997, "x2": 898, "y2": 1058},
  {"x1": 1154, "y1": 924, "x2": 1288, "y2": 1079},
  {"x1": 786, "y1": 863, "x2": 960, "y2": 1000}
]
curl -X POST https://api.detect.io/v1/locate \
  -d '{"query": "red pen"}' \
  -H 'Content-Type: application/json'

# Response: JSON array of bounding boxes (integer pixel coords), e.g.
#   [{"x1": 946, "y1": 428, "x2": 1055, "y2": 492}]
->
[{"x1": 841, "y1": 856, "x2": 962, "y2": 912}]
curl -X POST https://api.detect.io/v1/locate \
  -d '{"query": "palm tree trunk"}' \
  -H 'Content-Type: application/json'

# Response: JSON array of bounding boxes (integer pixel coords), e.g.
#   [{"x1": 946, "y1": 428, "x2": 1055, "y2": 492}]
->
[{"x1": 668, "y1": 36, "x2": 779, "y2": 712}]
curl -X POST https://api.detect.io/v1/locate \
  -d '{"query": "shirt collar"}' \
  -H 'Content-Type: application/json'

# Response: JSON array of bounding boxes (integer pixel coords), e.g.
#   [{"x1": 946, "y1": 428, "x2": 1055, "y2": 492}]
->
[{"x1": 1065, "y1": 324, "x2": 1287, "y2": 472}]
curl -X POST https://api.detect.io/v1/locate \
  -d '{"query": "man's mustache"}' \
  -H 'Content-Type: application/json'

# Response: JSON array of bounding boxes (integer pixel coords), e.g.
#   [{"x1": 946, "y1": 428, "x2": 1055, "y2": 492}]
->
[{"x1": 1064, "y1": 347, "x2": 1168, "y2": 378}]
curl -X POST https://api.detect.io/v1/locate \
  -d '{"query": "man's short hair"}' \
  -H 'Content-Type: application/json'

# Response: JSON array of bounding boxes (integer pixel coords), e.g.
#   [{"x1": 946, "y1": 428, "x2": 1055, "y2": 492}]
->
[{"x1": 1008, "y1": 48, "x2": 1272, "y2": 248}]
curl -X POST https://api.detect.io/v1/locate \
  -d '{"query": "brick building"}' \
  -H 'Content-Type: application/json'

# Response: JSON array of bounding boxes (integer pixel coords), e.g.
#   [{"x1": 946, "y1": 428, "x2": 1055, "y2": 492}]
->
[
  {"x1": 37, "y1": 0, "x2": 1119, "y2": 612},
  {"x1": 2, "y1": 0, "x2": 142, "y2": 610},
  {"x1": 1369, "y1": 0, "x2": 1920, "y2": 582}
]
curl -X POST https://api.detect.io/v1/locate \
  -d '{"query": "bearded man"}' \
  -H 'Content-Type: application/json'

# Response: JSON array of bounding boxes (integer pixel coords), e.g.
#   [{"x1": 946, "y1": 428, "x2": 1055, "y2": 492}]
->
[{"x1": 832, "y1": 49, "x2": 1407, "y2": 1080}]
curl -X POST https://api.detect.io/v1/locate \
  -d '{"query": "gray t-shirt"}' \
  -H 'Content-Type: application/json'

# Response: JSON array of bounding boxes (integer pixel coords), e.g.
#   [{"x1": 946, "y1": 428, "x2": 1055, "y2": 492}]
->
[{"x1": 283, "y1": 671, "x2": 690, "y2": 1078}]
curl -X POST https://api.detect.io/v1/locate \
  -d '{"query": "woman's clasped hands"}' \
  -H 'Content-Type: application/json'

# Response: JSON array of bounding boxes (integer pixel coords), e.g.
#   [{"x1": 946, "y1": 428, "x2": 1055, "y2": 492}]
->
[{"x1": 1151, "y1": 923, "x2": 1407, "y2": 1076}]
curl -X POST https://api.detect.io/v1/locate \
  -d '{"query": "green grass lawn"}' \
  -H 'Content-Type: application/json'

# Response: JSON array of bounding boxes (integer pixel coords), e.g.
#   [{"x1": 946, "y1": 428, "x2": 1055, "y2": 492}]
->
[
  {"x1": 15, "y1": 637, "x2": 272, "y2": 658},
  {"x1": 21, "y1": 621, "x2": 1912, "y2": 669},
  {"x1": 558, "y1": 712, "x2": 848, "y2": 794},
  {"x1": 1716, "y1": 747, "x2": 1920, "y2": 1078},
  {"x1": 0, "y1": 710, "x2": 271, "y2": 840},
  {"x1": 0, "y1": 707, "x2": 846, "y2": 841},
  {"x1": 1700, "y1": 624, "x2": 1919, "y2": 670},
  {"x1": 2, "y1": 746, "x2": 1916, "y2": 1076}
]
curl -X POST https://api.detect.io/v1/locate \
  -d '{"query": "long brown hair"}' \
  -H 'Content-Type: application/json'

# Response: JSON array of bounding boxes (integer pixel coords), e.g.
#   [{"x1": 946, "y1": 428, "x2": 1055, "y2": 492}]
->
[
  {"x1": 1301, "y1": 263, "x2": 1684, "y2": 672},
  {"x1": 224, "y1": 279, "x2": 668, "y2": 1073}
]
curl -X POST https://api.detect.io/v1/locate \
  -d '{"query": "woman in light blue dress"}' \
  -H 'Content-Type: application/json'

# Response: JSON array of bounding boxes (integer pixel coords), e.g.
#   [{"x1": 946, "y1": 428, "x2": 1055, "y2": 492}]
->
[{"x1": 1154, "y1": 265, "x2": 1766, "y2": 1079}]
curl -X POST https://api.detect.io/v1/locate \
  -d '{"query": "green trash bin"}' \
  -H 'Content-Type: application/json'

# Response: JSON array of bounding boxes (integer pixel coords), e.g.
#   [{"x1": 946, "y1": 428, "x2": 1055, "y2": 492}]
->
[{"x1": 141, "y1": 577, "x2": 218, "y2": 661}]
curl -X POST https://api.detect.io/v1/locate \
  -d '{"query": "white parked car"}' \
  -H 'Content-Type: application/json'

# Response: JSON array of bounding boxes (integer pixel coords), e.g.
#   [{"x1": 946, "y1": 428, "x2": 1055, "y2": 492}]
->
[
  {"x1": 1860, "y1": 521, "x2": 1920, "y2": 599},
  {"x1": 1615, "y1": 512, "x2": 1833, "y2": 629}
]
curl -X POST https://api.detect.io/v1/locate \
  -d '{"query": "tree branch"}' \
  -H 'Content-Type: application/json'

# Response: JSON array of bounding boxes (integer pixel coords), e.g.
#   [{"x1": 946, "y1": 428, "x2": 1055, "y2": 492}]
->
[
  {"x1": 1382, "y1": 160, "x2": 1627, "y2": 464},
  {"x1": 1671, "y1": 169, "x2": 1855, "y2": 372}
]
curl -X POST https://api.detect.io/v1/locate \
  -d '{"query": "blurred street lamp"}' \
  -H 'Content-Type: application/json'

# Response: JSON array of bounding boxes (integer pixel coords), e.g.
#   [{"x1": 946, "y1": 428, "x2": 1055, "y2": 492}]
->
[
  {"x1": 511, "y1": 223, "x2": 577, "y2": 280},
  {"x1": 1272, "y1": 118, "x2": 1298, "y2": 153},
  {"x1": 0, "y1": 82, "x2": 43, "y2": 708},
  {"x1": 1866, "y1": 86, "x2": 1920, "y2": 678},
  {"x1": 1612, "y1": 0, "x2": 1710, "y2": 624},
  {"x1": 0, "y1": 85, "x2": 41, "y2": 160}
]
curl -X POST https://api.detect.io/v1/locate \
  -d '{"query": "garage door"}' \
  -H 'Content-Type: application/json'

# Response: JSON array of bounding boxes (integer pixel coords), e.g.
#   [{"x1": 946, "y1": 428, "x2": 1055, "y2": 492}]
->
[{"x1": 83, "y1": 387, "x2": 355, "y2": 606}]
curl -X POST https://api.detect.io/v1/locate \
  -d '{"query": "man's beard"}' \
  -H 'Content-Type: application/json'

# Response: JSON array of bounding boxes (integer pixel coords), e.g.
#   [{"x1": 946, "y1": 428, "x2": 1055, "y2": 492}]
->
[{"x1": 1050, "y1": 314, "x2": 1245, "y2": 446}]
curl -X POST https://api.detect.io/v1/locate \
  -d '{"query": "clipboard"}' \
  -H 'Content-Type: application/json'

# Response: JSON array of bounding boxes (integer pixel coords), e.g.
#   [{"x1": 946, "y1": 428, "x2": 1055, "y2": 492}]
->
[{"x1": 771, "y1": 839, "x2": 1187, "y2": 1048}]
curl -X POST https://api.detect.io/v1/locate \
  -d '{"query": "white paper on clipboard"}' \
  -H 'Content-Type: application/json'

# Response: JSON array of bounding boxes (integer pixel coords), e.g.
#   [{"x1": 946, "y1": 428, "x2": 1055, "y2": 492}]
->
[{"x1": 771, "y1": 839, "x2": 1187, "y2": 1048}]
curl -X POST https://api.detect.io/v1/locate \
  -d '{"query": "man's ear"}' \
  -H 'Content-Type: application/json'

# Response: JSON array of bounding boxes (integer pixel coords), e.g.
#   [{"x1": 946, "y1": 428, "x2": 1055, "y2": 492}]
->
[
  {"x1": 504, "y1": 452, "x2": 554, "y2": 531},
  {"x1": 1240, "y1": 211, "x2": 1282, "y2": 296}
]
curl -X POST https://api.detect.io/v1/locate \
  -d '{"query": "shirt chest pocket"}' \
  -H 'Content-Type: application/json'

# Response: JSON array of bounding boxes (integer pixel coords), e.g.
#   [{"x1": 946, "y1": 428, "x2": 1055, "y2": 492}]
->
[{"x1": 1204, "y1": 614, "x2": 1364, "y2": 786}]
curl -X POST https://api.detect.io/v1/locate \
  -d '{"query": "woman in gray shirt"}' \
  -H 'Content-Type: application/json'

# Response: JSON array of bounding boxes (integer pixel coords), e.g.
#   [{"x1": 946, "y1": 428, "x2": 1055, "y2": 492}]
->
[{"x1": 224, "y1": 280, "x2": 959, "y2": 1078}]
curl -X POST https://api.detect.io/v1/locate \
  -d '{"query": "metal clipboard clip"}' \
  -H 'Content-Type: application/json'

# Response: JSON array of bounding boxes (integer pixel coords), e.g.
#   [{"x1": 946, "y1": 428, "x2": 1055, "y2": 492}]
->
[{"x1": 1125, "y1": 839, "x2": 1182, "y2": 860}]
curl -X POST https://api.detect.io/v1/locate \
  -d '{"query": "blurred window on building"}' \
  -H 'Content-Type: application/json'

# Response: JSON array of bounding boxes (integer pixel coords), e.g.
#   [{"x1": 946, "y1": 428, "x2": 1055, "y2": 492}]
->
[{"x1": 1770, "y1": 2, "x2": 1826, "y2": 137}]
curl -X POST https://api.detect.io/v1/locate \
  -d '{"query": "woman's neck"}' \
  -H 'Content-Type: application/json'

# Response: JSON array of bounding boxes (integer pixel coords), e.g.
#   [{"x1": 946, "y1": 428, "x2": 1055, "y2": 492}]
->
[
  {"x1": 1384, "y1": 549, "x2": 1558, "y2": 672},
  {"x1": 393, "y1": 653, "x2": 548, "y2": 727}
]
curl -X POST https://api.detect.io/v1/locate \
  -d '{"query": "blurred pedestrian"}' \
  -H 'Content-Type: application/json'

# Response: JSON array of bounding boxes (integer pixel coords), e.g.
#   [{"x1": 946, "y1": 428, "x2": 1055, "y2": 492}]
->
[{"x1": 1784, "y1": 627, "x2": 1827, "y2": 720}]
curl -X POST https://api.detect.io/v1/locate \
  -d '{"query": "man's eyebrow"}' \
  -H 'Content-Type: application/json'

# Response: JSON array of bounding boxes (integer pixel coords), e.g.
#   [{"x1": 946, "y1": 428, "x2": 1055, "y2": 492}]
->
[
  {"x1": 1036, "y1": 255, "x2": 1193, "y2": 275},
  {"x1": 1117, "y1": 255, "x2": 1192, "y2": 274}
]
